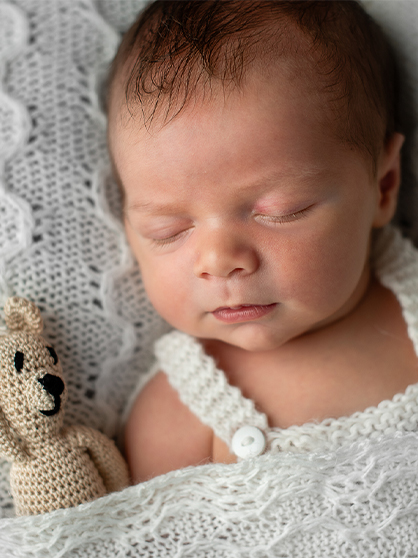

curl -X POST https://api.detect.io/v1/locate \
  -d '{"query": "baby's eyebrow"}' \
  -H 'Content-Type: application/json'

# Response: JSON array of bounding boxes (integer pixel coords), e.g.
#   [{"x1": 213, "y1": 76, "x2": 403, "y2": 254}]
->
[
  {"x1": 125, "y1": 167, "x2": 331, "y2": 215},
  {"x1": 125, "y1": 201, "x2": 186, "y2": 215}
]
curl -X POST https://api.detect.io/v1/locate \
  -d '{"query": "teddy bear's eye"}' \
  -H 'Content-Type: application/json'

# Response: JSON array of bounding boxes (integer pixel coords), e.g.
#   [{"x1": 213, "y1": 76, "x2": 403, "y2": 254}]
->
[
  {"x1": 14, "y1": 351, "x2": 24, "y2": 372},
  {"x1": 47, "y1": 346, "x2": 58, "y2": 365}
]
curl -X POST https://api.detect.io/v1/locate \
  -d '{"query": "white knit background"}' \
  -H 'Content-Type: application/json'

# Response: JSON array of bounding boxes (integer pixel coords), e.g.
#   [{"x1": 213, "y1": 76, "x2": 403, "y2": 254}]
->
[{"x1": 0, "y1": 1, "x2": 418, "y2": 556}]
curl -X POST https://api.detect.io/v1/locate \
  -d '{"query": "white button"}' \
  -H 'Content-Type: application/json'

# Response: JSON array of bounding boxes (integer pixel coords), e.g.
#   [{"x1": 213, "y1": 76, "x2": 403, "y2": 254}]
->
[{"x1": 231, "y1": 426, "x2": 266, "y2": 458}]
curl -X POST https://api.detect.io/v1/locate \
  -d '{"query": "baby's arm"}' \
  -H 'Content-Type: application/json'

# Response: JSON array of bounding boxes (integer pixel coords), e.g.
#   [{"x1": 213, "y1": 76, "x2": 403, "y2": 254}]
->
[{"x1": 124, "y1": 371, "x2": 214, "y2": 484}]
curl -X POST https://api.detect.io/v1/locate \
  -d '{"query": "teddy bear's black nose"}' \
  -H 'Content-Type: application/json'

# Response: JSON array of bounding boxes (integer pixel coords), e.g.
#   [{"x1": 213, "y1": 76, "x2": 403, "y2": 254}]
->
[
  {"x1": 38, "y1": 374, "x2": 65, "y2": 417},
  {"x1": 38, "y1": 374, "x2": 64, "y2": 397}
]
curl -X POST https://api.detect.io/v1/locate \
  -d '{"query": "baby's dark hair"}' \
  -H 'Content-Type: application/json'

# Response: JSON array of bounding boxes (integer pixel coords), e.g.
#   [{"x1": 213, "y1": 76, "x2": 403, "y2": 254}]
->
[{"x1": 108, "y1": 0, "x2": 400, "y2": 168}]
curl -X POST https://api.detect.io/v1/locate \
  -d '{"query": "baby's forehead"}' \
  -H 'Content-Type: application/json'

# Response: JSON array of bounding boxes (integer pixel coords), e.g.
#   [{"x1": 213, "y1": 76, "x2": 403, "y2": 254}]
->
[
  {"x1": 109, "y1": 55, "x2": 342, "y2": 159},
  {"x1": 109, "y1": 63, "x2": 368, "y2": 206}
]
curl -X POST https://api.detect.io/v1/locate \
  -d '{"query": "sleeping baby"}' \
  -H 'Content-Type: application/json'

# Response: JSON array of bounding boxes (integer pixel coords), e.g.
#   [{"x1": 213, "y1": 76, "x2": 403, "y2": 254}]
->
[{"x1": 106, "y1": 0, "x2": 418, "y2": 484}]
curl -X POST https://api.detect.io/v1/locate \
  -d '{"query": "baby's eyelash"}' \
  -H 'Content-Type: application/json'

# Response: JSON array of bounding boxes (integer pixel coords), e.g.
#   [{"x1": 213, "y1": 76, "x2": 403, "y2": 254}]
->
[
  {"x1": 148, "y1": 206, "x2": 313, "y2": 247},
  {"x1": 150, "y1": 228, "x2": 192, "y2": 246},
  {"x1": 255, "y1": 206, "x2": 313, "y2": 224}
]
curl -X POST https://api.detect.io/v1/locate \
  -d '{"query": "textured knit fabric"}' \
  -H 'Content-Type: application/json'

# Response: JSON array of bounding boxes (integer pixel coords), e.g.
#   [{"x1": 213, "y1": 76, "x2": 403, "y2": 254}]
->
[{"x1": 1, "y1": 0, "x2": 418, "y2": 556}]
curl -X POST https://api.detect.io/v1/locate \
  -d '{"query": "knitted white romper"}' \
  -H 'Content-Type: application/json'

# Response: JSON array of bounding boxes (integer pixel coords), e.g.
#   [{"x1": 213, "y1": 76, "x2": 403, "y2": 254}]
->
[{"x1": 152, "y1": 226, "x2": 418, "y2": 458}]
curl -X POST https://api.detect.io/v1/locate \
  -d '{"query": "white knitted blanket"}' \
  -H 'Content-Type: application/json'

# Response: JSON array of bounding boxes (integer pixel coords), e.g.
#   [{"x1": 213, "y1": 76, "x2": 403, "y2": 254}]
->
[
  {"x1": 2, "y1": 433, "x2": 418, "y2": 557},
  {"x1": 1, "y1": 1, "x2": 418, "y2": 556}
]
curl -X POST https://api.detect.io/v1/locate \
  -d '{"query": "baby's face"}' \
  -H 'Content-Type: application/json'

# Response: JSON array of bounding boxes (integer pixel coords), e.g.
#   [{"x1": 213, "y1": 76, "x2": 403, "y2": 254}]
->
[{"x1": 109, "y1": 72, "x2": 385, "y2": 352}]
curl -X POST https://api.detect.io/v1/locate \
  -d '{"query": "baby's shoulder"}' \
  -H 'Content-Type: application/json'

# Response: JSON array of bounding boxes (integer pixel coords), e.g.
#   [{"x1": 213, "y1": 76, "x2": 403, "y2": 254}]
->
[{"x1": 124, "y1": 371, "x2": 213, "y2": 483}]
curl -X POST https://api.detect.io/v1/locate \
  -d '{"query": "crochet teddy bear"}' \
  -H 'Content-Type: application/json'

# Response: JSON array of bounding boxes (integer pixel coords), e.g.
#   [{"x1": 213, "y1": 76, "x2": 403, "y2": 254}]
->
[{"x1": 0, "y1": 297, "x2": 130, "y2": 515}]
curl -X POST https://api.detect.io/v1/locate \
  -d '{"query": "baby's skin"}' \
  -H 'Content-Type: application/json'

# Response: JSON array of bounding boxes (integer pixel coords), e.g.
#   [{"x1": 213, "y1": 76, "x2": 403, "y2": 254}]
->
[{"x1": 109, "y1": 66, "x2": 418, "y2": 483}]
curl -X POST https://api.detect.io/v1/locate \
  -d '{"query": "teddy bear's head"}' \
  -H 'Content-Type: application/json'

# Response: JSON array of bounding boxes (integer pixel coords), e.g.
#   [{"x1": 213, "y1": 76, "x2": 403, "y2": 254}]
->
[{"x1": 0, "y1": 297, "x2": 67, "y2": 444}]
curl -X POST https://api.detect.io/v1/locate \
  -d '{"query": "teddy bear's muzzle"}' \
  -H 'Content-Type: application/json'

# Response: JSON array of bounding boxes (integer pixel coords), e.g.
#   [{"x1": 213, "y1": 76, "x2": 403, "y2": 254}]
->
[{"x1": 37, "y1": 374, "x2": 65, "y2": 416}]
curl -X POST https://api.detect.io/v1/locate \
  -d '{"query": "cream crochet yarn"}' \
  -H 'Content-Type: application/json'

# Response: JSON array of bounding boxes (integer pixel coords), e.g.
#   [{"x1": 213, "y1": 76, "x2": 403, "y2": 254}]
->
[
  {"x1": 0, "y1": 297, "x2": 129, "y2": 515},
  {"x1": 1, "y1": 0, "x2": 418, "y2": 556}
]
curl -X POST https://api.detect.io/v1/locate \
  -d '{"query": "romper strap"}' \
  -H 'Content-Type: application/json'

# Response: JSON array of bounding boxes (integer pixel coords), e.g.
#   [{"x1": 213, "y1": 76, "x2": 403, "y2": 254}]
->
[{"x1": 155, "y1": 331, "x2": 269, "y2": 448}]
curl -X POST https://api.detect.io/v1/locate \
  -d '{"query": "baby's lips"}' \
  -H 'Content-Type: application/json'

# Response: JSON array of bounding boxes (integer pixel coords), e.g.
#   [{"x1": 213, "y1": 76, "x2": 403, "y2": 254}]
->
[{"x1": 212, "y1": 303, "x2": 277, "y2": 323}]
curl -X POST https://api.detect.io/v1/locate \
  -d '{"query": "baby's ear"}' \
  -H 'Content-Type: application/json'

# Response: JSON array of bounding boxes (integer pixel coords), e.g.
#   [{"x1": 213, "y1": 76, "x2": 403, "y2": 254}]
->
[{"x1": 373, "y1": 132, "x2": 405, "y2": 228}]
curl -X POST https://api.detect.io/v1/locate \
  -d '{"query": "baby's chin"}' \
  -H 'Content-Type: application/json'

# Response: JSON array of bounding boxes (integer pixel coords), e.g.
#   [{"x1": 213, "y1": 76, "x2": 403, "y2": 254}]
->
[{"x1": 201, "y1": 324, "x2": 298, "y2": 354}]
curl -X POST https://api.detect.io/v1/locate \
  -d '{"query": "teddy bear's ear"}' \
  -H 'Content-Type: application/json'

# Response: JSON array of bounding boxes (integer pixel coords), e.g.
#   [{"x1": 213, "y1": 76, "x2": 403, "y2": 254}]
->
[{"x1": 3, "y1": 297, "x2": 43, "y2": 334}]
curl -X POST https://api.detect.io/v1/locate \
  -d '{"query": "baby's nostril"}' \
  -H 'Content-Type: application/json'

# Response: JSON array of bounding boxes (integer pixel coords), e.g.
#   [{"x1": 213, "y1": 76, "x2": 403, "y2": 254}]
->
[{"x1": 38, "y1": 374, "x2": 64, "y2": 396}]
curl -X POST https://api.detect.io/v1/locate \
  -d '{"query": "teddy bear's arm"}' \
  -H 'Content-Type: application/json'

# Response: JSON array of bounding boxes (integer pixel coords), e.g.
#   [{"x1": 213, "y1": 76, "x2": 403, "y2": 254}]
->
[
  {"x1": 0, "y1": 407, "x2": 26, "y2": 461},
  {"x1": 65, "y1": 425, "x2": 130, "y2": 492}
]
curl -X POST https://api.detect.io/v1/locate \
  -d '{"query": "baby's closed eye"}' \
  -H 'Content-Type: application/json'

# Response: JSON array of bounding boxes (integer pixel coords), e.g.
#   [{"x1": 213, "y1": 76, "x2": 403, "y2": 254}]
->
[
  {"x1": 253, "y1": 204, "x2": 315, "y2": 225},
  {"x1": 127, "y1": 214, "x2": 194, "y2": 243}
]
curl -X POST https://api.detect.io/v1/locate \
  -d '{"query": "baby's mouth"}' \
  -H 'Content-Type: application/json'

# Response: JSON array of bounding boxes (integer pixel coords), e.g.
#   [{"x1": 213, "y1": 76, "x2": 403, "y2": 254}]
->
[{"x1": 212, "y1": 303, "x2": 277, "y2": 324}]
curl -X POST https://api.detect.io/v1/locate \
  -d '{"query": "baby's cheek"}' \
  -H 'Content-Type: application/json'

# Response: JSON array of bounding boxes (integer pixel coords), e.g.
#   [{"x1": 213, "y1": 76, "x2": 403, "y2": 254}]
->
[
  {"x1": 277, "y1": 228, "x2": 366, "y2": 311},
  {"x1": 141, "y1": 260, "x2": 194, "y2": 328}
]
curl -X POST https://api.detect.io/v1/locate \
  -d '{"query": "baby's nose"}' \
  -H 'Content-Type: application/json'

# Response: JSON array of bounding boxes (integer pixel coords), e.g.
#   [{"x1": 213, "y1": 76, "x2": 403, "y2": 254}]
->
[{"x1": 193, "y1": 228, "x2": 259, "y2": 278}]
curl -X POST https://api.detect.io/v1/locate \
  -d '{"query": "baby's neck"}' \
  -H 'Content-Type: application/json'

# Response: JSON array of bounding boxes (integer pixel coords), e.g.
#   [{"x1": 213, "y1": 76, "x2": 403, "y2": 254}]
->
[{"x1": 203, "y1": 277, "x2": 418, "y2": 429}]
